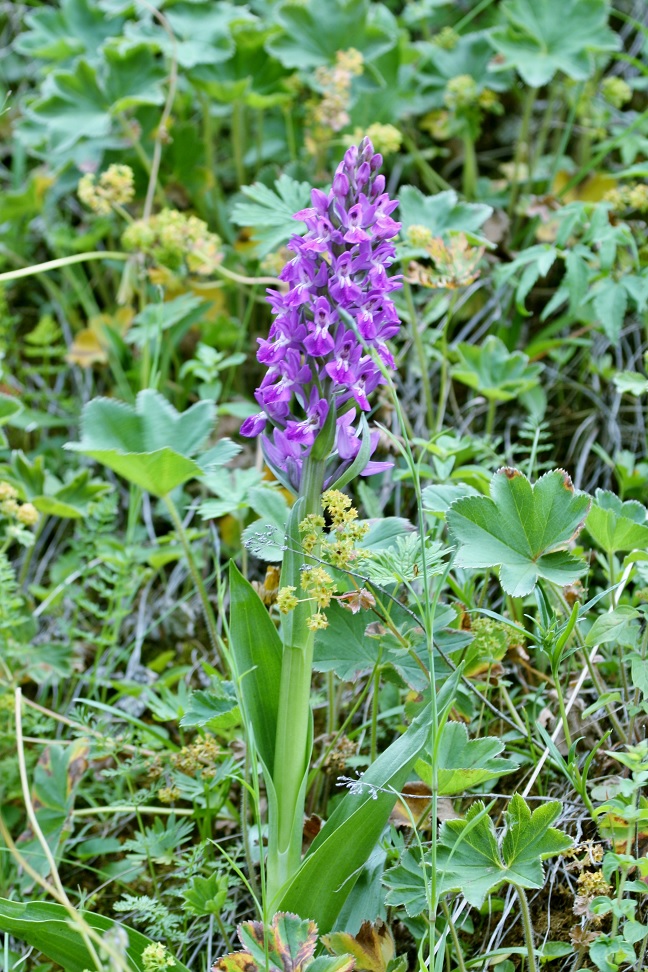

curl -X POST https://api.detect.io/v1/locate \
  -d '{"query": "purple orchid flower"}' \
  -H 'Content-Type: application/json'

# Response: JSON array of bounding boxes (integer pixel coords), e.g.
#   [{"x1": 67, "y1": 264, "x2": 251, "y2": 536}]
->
[{"x1": 241, "y1": 137, "x2": 402, "y2": 492}]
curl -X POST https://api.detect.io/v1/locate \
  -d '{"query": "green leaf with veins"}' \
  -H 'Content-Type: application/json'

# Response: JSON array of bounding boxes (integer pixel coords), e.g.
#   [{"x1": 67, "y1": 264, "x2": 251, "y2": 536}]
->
[
  {"x1": 489, "y1": 0, "x2": 620, "y2": 87},
  {"x1": 231, "y1": 174, "x2": 311, "y2": 257},
  {"x1": 452, "y1": 335, "x2": 543, "y2": 402},
  {"x1": 266, "y1": 0, "x2": 397, "y2": 69},
  {"x1": 384, "y1": 794, "x2": 572, "y2": 913},
  {"x1": 25, "y1": 47, "x2": 165, "y2": 156},
  {"x1": 415, "y1": 722, "x2": 517, "y2": 796},
  {"x1": 362, "y1": 534, "x2": 446, "y2": 586},
  {"x1": 415, "y1": 32, "x2": 512, "y2": 110},
  {"x1": 217, "y1": 912, "x2": 354, "y2": 972},
  {"x1": 14, "y1": 0, "x2": 121, "y2": 62},
  {"x1": 65, "y1": 390, "x2": 217, "y2": 496},
  {"x1": 585, "y1": 490, "x2": 648, "y2": 555},
  {"x1": 447, "y1": 467, "x2": 591, "y2": 597},
  {"x1": 191, "y1": 23, "x2": 293, "y2": 108},
  {"x1": 0, "y1": 899, "x2": 191, "y2": 972},
  {"x1": 398, "y1": 187, "x2": 492, "y2": 241}
]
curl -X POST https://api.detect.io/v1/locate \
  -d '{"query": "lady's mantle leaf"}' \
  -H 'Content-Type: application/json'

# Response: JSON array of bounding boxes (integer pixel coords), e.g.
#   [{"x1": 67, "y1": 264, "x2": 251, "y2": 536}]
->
[
  {"x1": 489, "y1": 0, "x2": 620, "y2": 88},
  {"x1": 446, "y1": 467, "x2": 591, "y2": 597},
  {"x1": 384, "y1": 794, "x2": 572, "y2": 913},
  {"x1": 266, "y1": 0, "x2": 397, "y2": 70},
  {"x1": 585, "y1": 489, "x2": 648, "y2": 555},
  {"x1": 215, "y1": 912, "x2": 354, "y2": 972},
  {"x1": 415, "y1": 722, "x2": 517, "y2": 796},
  {"x1": 65, "y1": 389, "x2": 216, "y2": 496}
]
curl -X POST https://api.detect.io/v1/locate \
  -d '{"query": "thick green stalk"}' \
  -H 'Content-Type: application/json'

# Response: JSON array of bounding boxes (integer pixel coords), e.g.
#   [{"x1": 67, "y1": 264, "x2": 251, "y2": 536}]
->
[{"x1": 267, "y1": 456, "x2": 326, "y2": 907}]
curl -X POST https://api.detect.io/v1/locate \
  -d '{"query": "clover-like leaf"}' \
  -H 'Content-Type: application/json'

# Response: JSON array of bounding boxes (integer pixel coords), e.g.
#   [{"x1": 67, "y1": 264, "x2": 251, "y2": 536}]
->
[
  {"x1": 489, "y1": 0, "x2": 620, "y2": 87},
  {"x1": 415, "y1": 722, "x2": 516, "y2": 796},
  {"x1": 452, "y1": 335, "x2": 543, "y2": 402},
  {"x1": 65, "y1": 390, "x2": 217, "y2": 497},
  {"x1": 447, "y1": 467, "x2": 591, "y2": 597},
  {"x1": 266, "y1": 0, "x2": 397, "y2": 70},
  {"x1": 585, "y1": 489, "x2": 648, "y2": 556}
]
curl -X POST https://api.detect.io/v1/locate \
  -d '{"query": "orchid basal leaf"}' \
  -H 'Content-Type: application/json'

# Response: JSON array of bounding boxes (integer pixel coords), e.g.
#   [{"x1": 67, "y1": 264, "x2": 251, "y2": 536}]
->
[{"x1": 447, "y1": 467, "x2": 591, "y2": 597}]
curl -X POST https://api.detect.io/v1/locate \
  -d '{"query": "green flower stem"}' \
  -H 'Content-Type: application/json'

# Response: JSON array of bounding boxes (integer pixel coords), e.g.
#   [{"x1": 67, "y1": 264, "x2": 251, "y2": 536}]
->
[
  {"x1": 164, "y1": 494, "x2": 222, "y2": 668},
  {"x1": 508, "y1": 86, "x2": 537, "y2": 223},
  {"x1": 462, "y1": 134, "x2": 477, "y2": 200},
  {"x1": 485, "y1": 396, "x2": 497, "y2": 436},
  {"x1": 232, "y1": 101, "x2": 246, "y2": 187},
  {"x1": 268, "y1": 456, "x2": 326, "y2": 907},
  {"x1": 403, "y1": 280, "x2": 434, "y2": 432},
  {"x1": 553, "y1": 588, "x2": 627, "y2": 743},
  {"x1": 0, "y1": 251, "x2": 129, "y2": 284},
  {"x1": 439, "y1": 898, "x2": 468, "y2": 972},
  {"x1": 514, "y1": 884, "x2": 538, "y2": 972}
]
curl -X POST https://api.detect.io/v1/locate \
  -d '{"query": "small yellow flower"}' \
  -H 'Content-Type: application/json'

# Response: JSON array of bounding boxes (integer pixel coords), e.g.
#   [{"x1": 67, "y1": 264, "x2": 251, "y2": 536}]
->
[
  {"x1": 277, "y1": 586, "x2": 299, "y2": 614},
  {"x1": 0, "y1": 482, "x2": 18, "y2": 502},
  {"x1": 16, "y1": 503, "x2": 39, "y2": 527},
  {"x1": 306, "y1": 612, "x2": 329, "y2": 631},
  {"x1": 78, "y1": 164, "x2": 135, "y2": 215},
  {"x1": 142, "y1": 942, "x2": 176, "y2": 971},
  {"x1": 601, "y1": 76, "x2": 632, "y2": 109},
  {"x1": 444, "y1": 74, "x2": 479, "y2": 111}
]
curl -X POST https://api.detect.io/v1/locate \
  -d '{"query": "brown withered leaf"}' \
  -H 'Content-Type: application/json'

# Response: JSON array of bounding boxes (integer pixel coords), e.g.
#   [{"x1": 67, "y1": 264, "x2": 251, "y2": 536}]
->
[{"x1": 322, "y1": 919, "x2": 394, "y2": 972}]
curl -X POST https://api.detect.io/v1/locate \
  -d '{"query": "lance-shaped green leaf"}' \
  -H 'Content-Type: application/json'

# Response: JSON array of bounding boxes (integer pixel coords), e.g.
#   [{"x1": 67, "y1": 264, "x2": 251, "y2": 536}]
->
[
  {"x1": 489, "y1": 0, "x2": 620, "y2": 87},
  {"x1": 415, "y1": 722, "x2": 517, "y2": 796},
  {"x1": 0, "y1": 898, "x2": 191, "y2": 972},
  {"x1": 447, "y1": 467, "x2": 591, "y2": 597},
  {"x1": 228, "y1": 562, "x2": 282, "y2": 775},
  {"x1": 65, "y1": 390, "x2": 216, "y2": 497},
  {"x1": 384, "y1": 794, "x2": 572, "y2": 913},
  {"x1": 585, "y1": 490, "x2": 648, "y2": 556},
  {"x1": 277, "y1": 699, "x2": 434, "y2": 932},
  {"x1": 451, "y1": 335, "x2": 543, "y2": 402}
]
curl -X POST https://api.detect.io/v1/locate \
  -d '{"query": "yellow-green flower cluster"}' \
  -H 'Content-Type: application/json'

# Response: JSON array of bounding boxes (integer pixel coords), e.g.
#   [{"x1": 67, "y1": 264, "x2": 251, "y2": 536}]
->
[
  {"x1": 310, "y1": 48, "x2": 364, "y2": 135},
  {"x1": 434, "y1": 26, "x2": 459, "y2": 50},
  {"x1": 78, "y1": 164, "x2": 135, "y2": 215},
  {"x1": 277, "y1": 492, "x2": 373, "y2": 630},
  {"x1": 277, "y1": 585, "x2": 299, "y2": 614},
  {"x1": 348, "y1": 123, "x2": 402, "y2": 156},
  {"x1": 0, "y1": 482, "x2": 39, "y2": 528},
  {"x1": 604, "y1": 182, "x2": 648, "y2": 214},
  {"x1": 601, "y1": 76, "x2": 632, "y2": 109},
  {"x1": 122, "y1": 209, "x2": 222, "y2": 275},
  {"x1": 142, "y1": 942, "x2": 176, "y2": 971},
  {"x1": 443, "y1": 74, "x2": 479, "y2": 111}
]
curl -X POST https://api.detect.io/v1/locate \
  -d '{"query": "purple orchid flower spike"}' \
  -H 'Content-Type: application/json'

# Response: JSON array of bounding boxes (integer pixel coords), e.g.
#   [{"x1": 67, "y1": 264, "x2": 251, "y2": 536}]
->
[{"x1": 241, "y1": 137, "x2": 402, "y2": 493}]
